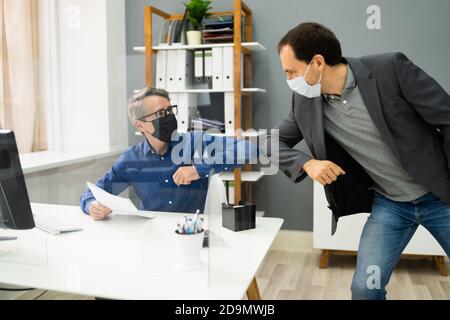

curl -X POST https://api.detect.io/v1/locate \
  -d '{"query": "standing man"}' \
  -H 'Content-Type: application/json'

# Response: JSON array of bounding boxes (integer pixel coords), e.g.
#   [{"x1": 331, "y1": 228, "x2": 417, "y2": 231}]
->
[{"x1": 270, "y1": 22, "x2": 450, "y2": 299}]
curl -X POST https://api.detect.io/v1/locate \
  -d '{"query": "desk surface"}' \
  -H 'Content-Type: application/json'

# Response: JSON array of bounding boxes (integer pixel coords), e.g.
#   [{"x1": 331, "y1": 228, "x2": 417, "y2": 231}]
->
[{"x1": 0, "y1": 203, "x2": 283, "y2": 300}]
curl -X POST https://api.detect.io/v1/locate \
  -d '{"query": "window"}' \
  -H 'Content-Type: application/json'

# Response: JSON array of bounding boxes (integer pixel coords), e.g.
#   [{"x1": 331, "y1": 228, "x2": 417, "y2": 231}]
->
[
  {"x1": 2, "y1": 0, "x2": 128, "y2": 156},
  {"x1": 0, "y1": 0, "x2": 48, "y2": 154}
]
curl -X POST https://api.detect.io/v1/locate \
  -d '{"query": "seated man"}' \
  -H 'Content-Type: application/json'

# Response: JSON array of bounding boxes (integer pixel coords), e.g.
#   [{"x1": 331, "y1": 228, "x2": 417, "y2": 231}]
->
[{"x1": 80, "y1": 87, "x2": 257, "y2": 220}]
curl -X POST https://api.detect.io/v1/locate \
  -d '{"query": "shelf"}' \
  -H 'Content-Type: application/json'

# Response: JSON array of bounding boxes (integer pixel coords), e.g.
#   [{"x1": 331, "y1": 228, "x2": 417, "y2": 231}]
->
[
  {"x1": 133, "y1": 42, "x2": 266, "y2": 53},
  {"x1": 135, "y1": 131, "x2": 263, "y2": 138},
  {"x1": 219, "y1": 171, "x2": 265, "y2": 182},
  {"x1": 134, "y1": 88, "x2": 266, "y2": 94},
  {"x1": 208, "y1": 131, "x2": 263, "y2": 138}
]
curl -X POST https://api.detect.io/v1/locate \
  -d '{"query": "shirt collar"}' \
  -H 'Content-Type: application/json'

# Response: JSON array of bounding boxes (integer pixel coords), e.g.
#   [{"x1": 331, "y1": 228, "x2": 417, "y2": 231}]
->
[
  {"x1": 344, "y1": 64, "x2": 357, "y2": 90},
  {"x1": 323, "y1": 64, "x2": 356, "y2": 101},
  {"x1": 142, "y1": 138, "x2": 171, "y2": 157},
  {"x1": 142, "y1": 134, "x2": 182, "y2": 157},
  {"x1": 142, "y1": 138, "x2": 153, "y2": 156}
]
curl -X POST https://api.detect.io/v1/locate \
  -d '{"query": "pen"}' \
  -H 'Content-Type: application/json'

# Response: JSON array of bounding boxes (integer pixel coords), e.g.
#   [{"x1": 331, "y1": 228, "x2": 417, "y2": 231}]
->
[
  {"x1": 176, "y1": 215, "x2": 205, "y2": 235},
  {"x1": 184, "y1": 216, "x2": 189, "y2": 234},
  {"x1": 177, "y1": 223, "x2": 184, "y2": 234},
  {"x1": 192, "y1": 212, "x2": 199, "y2": 233}
]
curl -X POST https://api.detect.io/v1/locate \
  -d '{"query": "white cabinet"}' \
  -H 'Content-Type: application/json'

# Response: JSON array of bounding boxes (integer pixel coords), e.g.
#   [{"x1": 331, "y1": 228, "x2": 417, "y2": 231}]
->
[{"x1": 313, "y1": 182, "x2": 446, "y2": 260}]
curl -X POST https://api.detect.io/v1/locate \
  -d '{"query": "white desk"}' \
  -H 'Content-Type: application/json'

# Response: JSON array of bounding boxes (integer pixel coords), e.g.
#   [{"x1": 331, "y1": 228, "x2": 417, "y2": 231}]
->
[{"x1": 0, "y1": 203, "x2": 283, "y2": 300}]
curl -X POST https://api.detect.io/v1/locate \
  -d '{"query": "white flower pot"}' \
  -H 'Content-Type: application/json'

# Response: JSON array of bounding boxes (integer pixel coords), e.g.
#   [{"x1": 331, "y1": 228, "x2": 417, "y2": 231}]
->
[{"x1": 186, "y1": 30, "x2": 202, "y2": 45}]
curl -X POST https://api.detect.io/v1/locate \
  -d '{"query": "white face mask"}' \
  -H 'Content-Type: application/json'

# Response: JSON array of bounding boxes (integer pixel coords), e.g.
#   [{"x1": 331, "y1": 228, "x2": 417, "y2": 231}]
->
[{"x1": 287, "y1": 60, "x2": 323, "y2": 98}]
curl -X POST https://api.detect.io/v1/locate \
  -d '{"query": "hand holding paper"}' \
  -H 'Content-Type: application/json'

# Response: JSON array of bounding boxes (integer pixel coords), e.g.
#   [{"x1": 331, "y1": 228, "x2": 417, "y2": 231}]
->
[{"x1": 87, "y1": 182, "x2": 155, "y2": 219}]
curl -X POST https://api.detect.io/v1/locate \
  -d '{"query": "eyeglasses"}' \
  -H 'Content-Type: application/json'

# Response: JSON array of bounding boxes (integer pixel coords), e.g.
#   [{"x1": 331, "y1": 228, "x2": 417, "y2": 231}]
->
[{"x1": 139, "y1": 105, "x2": 178, "y2": 122}]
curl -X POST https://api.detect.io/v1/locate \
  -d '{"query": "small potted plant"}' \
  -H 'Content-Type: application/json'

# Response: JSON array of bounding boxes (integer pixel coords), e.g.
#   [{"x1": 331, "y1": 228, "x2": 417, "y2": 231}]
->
[{"x1": 184, "y1": 0, "x2": 212, "y2": 45}]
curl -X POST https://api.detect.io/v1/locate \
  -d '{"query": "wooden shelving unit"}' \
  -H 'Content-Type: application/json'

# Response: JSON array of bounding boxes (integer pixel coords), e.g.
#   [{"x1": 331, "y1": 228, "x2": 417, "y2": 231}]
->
[{"x1": 138, "y1": 0, "x2": 264, "y2": 205}]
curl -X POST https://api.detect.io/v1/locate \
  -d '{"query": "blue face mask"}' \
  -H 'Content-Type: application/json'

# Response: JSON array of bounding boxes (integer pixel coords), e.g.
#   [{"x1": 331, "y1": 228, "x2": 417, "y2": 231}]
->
[{"x1": 286, "y1": 60, "x2": 323, "y2": 98}]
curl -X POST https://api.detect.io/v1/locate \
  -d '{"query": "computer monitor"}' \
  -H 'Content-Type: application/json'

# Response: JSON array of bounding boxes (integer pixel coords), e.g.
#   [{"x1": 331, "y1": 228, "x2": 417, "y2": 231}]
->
[{"x1": 0, "y1": 130, "x2": 35, "y2": 241}]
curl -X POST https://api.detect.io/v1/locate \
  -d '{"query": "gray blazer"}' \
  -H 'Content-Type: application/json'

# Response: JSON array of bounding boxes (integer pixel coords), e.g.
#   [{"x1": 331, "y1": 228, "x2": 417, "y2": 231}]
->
[{"x1": 269, "y1": 52, "x2": 450, "y2": 234}]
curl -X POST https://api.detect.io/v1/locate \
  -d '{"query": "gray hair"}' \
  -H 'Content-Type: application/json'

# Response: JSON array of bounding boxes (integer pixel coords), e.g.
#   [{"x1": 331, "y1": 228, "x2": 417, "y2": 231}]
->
[{"x1": 127, "y1": 87, "x2": 170, "y2": 122}]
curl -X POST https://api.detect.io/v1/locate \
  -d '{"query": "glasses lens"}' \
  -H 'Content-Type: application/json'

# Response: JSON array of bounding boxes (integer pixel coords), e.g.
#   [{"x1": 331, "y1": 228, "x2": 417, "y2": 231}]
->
[
  {"x1": 146, "y1": 106, "x2": 177, "y2": 120},
  {"x1": 156, "y1": 110, "x2": 166, "y2": 119}
]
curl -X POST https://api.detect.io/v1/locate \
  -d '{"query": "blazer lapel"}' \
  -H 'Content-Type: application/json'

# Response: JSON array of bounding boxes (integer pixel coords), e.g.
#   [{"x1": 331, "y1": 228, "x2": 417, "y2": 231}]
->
[
  {"x1": 293, "y1": 93, "x2": 327, "y2": 160},
  {"x1": 347, "y1": 58, "x2": 400, "y2": 160},
  {"x1": 311, "y1": 97, "x2": 327, "y2": 160}
]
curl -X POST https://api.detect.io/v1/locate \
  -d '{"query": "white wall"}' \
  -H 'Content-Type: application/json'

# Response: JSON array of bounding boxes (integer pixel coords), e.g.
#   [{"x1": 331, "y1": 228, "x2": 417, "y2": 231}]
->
[
  {"x1": 57, "y1": 0, "x2": 128, "y2": 152},
  {"x1": 313, "y1": 182, "x2": 446, "y2": 256},
  {"x1": 25, "y1": 0, "x2": 129, "y2": 206},
  {"x1": 106, "y1": 0, "x2": 128, "y2": 148}
]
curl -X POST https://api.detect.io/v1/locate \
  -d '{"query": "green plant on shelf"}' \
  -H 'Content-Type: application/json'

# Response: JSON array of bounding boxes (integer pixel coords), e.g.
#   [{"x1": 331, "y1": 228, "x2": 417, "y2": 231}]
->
[{"x1": 184, "y1": 0, "x2": 212, "y2": 31}]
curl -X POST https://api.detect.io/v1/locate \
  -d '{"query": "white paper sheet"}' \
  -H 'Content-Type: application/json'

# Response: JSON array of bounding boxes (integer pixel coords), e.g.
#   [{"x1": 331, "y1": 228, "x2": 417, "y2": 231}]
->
[{"x1": 87, "y1": 182, "x2": 155, "y2": 219}]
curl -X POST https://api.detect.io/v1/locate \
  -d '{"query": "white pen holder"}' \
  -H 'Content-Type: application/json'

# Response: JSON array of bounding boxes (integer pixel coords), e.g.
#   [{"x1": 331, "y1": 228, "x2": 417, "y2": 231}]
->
[{"x1": 174, "y1": 230, "x2": 204, "y2": 271}]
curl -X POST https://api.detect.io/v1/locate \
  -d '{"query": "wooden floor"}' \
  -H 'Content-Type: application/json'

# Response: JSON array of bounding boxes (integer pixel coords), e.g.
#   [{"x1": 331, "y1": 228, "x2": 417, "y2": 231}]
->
[
  {"x1": 256, "y1": 249, "x2": 450, "y2": 300},
  {"x1": 10, "y1": 248, "x2": 450, "y2": 300}
]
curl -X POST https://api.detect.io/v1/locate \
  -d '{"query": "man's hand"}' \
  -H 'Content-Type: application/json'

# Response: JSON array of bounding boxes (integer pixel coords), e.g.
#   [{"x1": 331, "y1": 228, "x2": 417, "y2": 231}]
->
[
  {"x1": 173, "y1": 165, "x2": 201, "y2": 186},
  {"x1": 88, "y1": 201, "x2": 112, "y2": 221},
  {"x1": 303, "y1": 159, "x2": 346, "y2": 186}
]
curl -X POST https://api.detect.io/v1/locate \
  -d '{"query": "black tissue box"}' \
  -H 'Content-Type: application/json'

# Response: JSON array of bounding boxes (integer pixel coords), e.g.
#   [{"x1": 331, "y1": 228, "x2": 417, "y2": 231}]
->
[{"x1": 222, "y1": 201, "x2": 256, "y2": 232}]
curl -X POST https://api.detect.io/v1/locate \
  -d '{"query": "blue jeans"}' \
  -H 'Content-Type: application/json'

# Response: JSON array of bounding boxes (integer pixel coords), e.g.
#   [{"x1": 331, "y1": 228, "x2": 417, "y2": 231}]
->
[{"x1": 351, "y1": 192, "x2": 450, "y2": 300}]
